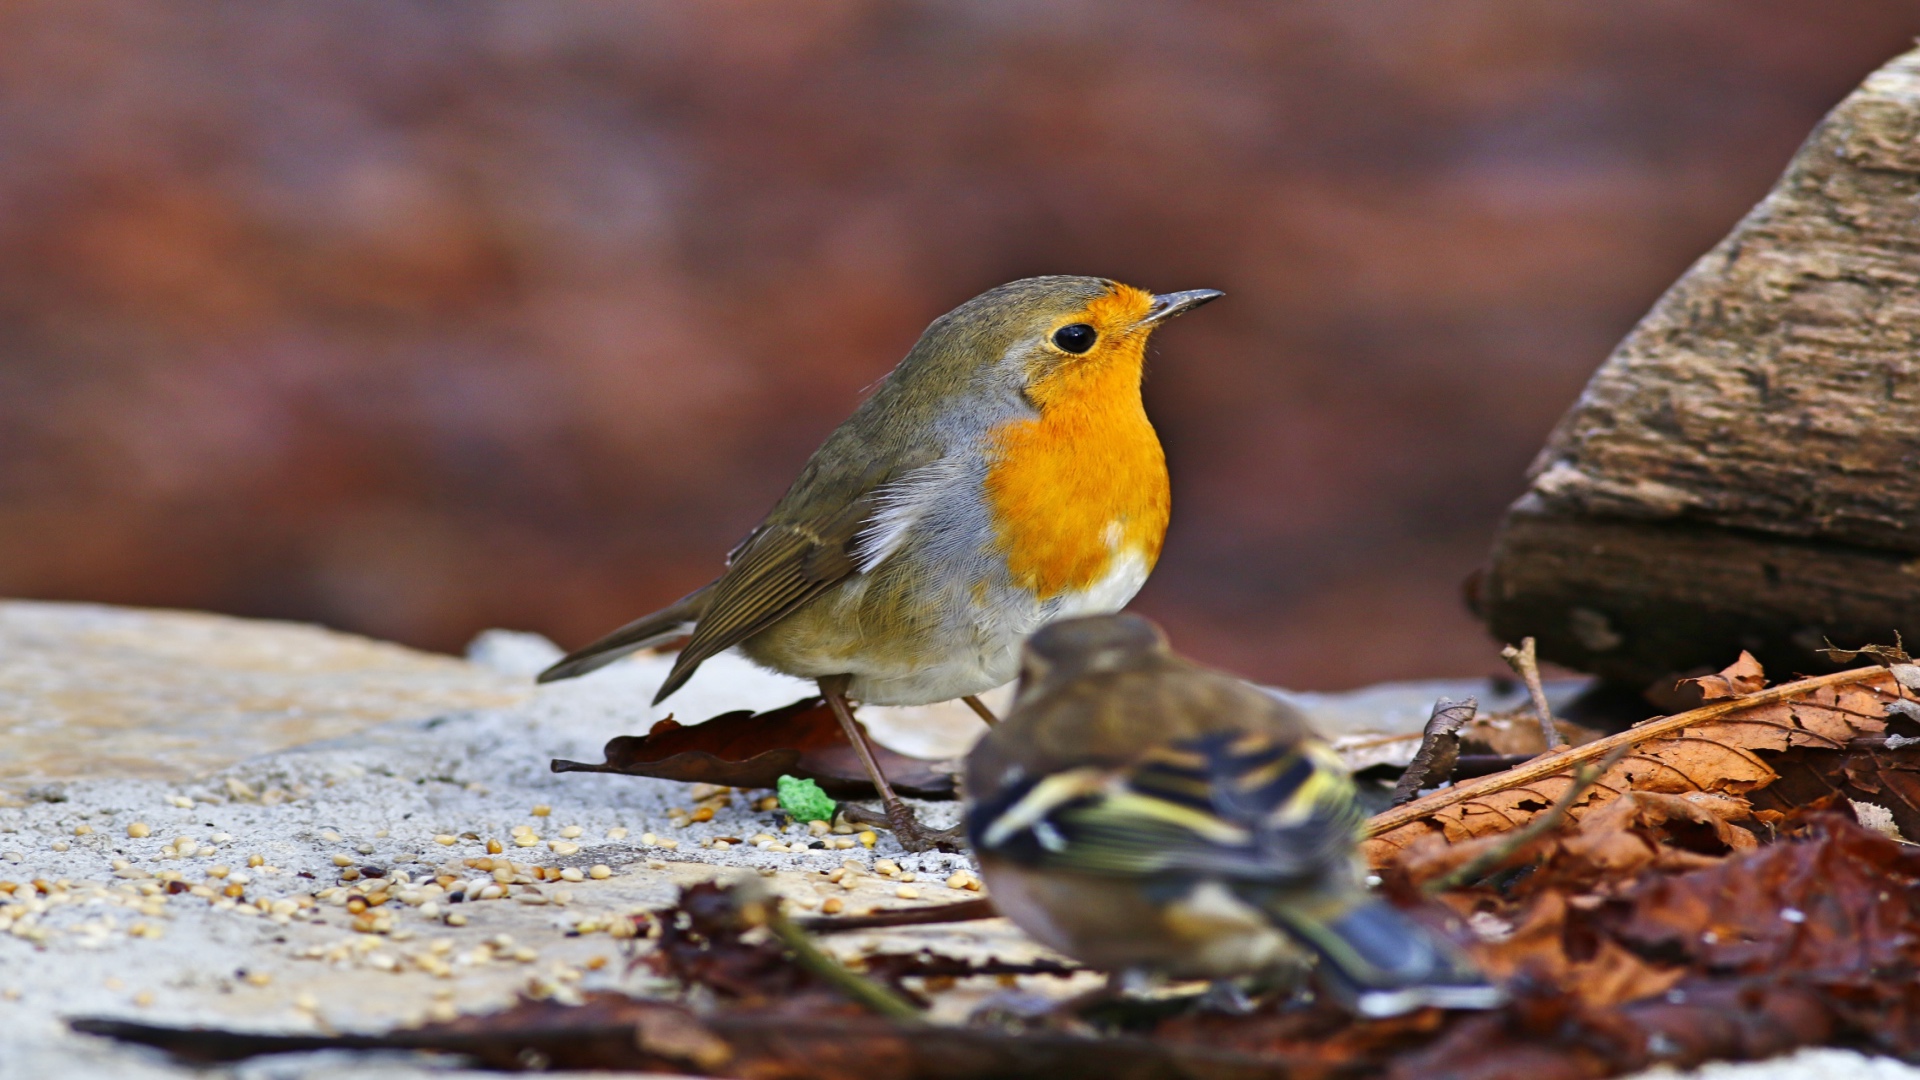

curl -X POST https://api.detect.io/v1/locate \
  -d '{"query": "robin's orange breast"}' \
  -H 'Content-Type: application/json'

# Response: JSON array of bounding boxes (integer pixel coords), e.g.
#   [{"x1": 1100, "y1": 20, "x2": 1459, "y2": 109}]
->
[{"x1": 981, "y1": 305, "x2": 1170, "y2": 600}]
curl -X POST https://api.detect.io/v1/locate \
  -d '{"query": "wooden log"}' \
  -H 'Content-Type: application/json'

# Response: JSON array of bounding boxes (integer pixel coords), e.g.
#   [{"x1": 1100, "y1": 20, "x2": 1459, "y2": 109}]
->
[{"x1": 1482, "y1": 46, "x2": 1920, "y2": 688}]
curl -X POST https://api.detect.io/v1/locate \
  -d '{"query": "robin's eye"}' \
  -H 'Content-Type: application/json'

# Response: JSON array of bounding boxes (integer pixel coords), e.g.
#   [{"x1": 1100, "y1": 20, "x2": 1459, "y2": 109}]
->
[{"x1": 1051, "y1": 323, "x2": 1097, "y2": 354}]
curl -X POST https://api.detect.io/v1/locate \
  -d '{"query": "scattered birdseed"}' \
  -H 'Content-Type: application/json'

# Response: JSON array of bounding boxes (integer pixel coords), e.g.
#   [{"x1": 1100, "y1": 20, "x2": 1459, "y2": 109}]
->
[
  {"x1": 167, "y1": 796, "x2": 193, "y2": 809},
  {"x1": 689, "y1": 807, "x2": 715, "y2": 823},
  {"x1": 857, "y1": 831, "x2": 878, "y2": 849},
  {"x1": 247, "y1": 854, "x2": 264, "y2": 867},
  {"x1": 821, "y1": 897, "x2": 844, "y2": 914},
  {"x1": 606, "y1": 827, "x2": 628, "y2": 840},
  {"x1": 434, "y1": 835, "x2": 457, "y2": 846},
  {"x1": 487, "y1": 839, "x2": 504, "y2": 854},
  {"x1": 646, "y1": 860, "x2": 668, "y2": 870},
  {"x1": 640, "y1": 833, "x2": 658, "y2": 846},
  {"x1": 513, "y1": 836, "x2": 538, "y2": 848},
  {"x1": 50, "y1": 841, "x2": 68, "y2": 853},
  {"x1": 531, "y1": 805, "x2": 551, "y2": 818},
  {"x1": 72, "y1": 825, "x2": 92, "y2": 837},
  {"x1": 895, "y1": 886, "x2": 919, "y2": 900},
  {"x1": 588, "y1": 865, "x2": 611, "y2": 880},
  {"x1": 560, "y1": 826, "x2": 582, "y2": 838},
  {"x1": 331, "y1": 854, "x2": 354, "y2": 867},
  {"x1": 559, "y1": 868, "x2": 584, "y2": 882},
  {"x1": 126, "y1": 823, "x2": 150, "y2": 839},
  {"x1": 133, "y1": 991, "x2": 154, "y2": 1007},
  {"x1": 320, "y1": 830, "x2": 341, "y2": 843},
  {"x1": 550, "y1": 842, "x2": 580, "y2": 856},
  {"x1": 355, "y1": 842, "x2": 376, "y2": 855}
]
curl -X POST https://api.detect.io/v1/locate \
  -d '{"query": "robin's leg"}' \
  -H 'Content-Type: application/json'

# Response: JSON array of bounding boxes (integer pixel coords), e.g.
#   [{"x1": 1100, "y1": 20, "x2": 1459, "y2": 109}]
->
[
  {"x1": 961, "y1": 694, "x2": 999, "y2": 726},
  {"x1": 818, "y1": 676, "x2": 963, "y2": 853}
]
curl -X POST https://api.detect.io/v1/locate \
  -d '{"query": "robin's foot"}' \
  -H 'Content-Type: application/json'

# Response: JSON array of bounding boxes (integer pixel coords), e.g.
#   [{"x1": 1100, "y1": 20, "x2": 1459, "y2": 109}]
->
[{"x1": 840, "y1": 803, "x2": 966, "y2": 852}]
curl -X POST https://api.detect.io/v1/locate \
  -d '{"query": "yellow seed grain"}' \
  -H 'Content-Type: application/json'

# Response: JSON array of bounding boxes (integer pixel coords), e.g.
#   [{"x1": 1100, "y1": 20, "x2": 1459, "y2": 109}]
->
[
  {"x1": 331, "y1": 854, "x2": 354, "y2": 867},
  {"x1": 689, "y1": 807, "x2": 715, "y2": 823},
  {"x1": 487, "y1": 839, "x2": 504, "y2": 854},
  {"x1": 821, "y1": 897, "x2": 844, "y2": 914},
  {"x1": 857, "y1": 831, "x2": 877, "y2": 849},
  {"x1": 126, "y1": 823, "x2": 150, "y2": 839},
  {"x1": 560, "y1": 825, "x2": 582, "y2": 838},
  {"x1": 531, "y1": 805, "x2": 551, "y2": 817},
  {"x1": 559, "y1": 868, "x2": 585, "y2": 882},
  {"x1": 73, "y1": 825, "x2": 92, "y2": 836},
  {"x1": 588, "y1": 865, "x2": 610, "y2": 880},
  {"x1": 606, "y1": 827, "x2": 628, "y2": 840},
  {"x1": 247, "y1": 854, "x2": 264, "y2": 867},
  {"x1": 433, "y1": 835, "x2": 457, "y2": 846},
  {"x1": 896, "y1": 886, "x2": 920, "y2": 899}
]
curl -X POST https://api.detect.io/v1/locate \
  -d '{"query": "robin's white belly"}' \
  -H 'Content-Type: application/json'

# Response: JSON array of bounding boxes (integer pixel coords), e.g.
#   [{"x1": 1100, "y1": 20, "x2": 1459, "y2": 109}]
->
[{"x1": 843, "y1": 547, "x2": 1153, "y2": 706}]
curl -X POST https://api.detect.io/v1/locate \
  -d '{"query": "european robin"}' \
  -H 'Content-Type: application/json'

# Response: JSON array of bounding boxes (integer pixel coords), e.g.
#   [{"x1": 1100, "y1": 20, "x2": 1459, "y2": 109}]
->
[
  {"x1": 539, "y1": 276, "x2": 1221, "y2": 849},
  {"x1": 966, "y1": 613, "x2": 1504, "y2": 1016}
]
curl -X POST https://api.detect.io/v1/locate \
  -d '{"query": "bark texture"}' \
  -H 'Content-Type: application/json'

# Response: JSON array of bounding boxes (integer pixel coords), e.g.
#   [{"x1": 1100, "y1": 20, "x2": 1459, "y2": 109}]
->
[{"x1": 1484, "y1": 47, "x2": 1920, "y2": 687}]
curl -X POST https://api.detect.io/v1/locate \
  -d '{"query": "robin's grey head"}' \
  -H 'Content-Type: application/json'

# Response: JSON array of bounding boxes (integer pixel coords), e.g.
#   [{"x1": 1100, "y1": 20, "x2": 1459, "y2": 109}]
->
[
  {"x1": 1019, "y1": 613, "x2": 1171, "y2": 688},
  {"x1": 904, "y1": 276, "x2": 1222, "y2": 396}
]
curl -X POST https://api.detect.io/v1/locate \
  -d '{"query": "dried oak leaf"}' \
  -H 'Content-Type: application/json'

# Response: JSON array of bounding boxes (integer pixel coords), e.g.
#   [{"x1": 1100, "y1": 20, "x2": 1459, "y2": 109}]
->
[
  {"x1": 1677, "y1": 651, "x2": 1767, "y2": 702},
  {"x1": 1364, "y1": 666, "x2": 1901, "y2": 868},
  {"x1": 1752, "y1": 741, "x2": 1920, "y2": 842},
  {"x1": 1602, "y1": 811, "x2": 1920, "y2": 980},
  {"x1": 1391, "y1": 790, "x2": 1754, "y2": 897},
  {"x1": 551, "y1": 696, "x2": 957, "y2": 799}
]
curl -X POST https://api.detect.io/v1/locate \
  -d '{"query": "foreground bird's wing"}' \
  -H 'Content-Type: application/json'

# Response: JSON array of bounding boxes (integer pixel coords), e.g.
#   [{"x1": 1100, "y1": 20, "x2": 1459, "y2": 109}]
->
[{"x1": 972, "y1": 732, "x2": 1362, "y2": 882}]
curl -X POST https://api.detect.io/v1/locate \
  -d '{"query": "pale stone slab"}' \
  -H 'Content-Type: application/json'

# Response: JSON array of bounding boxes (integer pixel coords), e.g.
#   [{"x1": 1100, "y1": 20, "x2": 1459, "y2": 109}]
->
[{"x1": 0, "y1": 601, "x2": 527, "y2": 798}]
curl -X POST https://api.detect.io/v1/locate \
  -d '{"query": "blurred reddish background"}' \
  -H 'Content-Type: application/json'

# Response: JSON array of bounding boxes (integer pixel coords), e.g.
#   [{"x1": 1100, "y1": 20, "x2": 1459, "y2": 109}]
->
[{"x1": 1, "y1": 2, "x2": 1915, "y2": 689}]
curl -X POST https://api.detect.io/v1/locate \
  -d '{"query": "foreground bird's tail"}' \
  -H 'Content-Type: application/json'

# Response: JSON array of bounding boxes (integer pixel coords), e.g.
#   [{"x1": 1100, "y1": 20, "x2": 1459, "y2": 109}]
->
[
  {"x1": 535, "y1": 584, "x2": 714, "y2": 684},
  {"x1": 1259, "y1": 890, "x2": 1505, "y2": 1017}
]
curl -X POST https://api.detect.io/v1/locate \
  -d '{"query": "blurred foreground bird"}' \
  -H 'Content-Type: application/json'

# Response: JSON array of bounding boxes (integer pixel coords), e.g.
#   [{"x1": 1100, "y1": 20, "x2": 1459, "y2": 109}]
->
[
  {"x1": 538, "y1": 276, "x2": 1222, "y2": 849},
  {"x1": 965, "y1": 614, "x2": 1504, "y2": 1016}
]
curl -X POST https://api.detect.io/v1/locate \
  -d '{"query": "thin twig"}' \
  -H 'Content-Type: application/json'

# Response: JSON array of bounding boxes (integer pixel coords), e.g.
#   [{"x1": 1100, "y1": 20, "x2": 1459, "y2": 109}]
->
[
  {"x1": 1501, "y1": 637, "x2": 1565, "y2": 750},
  {"x1": 737, "y1": 890, "x2": 923, "y2": 1022},
  {"x1": 1365, "y1": 665, "x2": 1891, "y2": 839},
  {"x1": 1421, "y1": 744, "x2": 1629, "y2": 894},
  {"x1": 796, "y1": 897, "x2": 996, "y2": 933},
  {"x1": 1390, "y1": 697, "x2": 1476, "y2": 806}
]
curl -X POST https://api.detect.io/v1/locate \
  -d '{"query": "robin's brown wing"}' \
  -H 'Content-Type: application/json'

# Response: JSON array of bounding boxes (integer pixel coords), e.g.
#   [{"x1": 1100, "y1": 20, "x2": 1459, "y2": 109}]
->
[{"x1": 648, "y1": 441, "x2": 942, "y2": 704}]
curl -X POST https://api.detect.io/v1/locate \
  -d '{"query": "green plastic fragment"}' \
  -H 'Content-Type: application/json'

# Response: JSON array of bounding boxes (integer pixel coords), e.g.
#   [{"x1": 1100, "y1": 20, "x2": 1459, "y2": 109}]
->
[{"x1": 776, "y1": 775, "x2": 836, "y2": 822}]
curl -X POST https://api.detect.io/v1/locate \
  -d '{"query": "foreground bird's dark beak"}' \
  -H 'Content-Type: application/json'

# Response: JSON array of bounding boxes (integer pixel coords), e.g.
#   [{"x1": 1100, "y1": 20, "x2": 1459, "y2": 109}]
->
[{"x1": 1141, "y1": 288, "x2": 1225, "y2": 326}]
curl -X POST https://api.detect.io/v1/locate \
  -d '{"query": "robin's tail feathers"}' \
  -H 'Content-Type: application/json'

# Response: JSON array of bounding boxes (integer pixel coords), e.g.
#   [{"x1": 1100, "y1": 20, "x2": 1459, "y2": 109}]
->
[
  {"x1": 1266, "y1": 894, "x2": 1505, "y2": 1018},
  {"x1": 534, "y1": 584, "x2": 714, "y2": 684}
]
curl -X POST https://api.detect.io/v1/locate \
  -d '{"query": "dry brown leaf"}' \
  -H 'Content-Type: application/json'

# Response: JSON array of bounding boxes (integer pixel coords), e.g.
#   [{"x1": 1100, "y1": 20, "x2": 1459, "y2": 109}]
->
[
  {"x1": 1678, "y1": 650, "x2": 1767, "y2": 701},
  {"x1": 1364, "y1": 664, "x2": 1904, "y2": 867}
]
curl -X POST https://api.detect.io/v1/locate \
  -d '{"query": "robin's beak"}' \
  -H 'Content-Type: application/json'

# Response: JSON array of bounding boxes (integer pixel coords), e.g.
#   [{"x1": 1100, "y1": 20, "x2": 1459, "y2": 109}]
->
[{"x1": 1140, "y1": 288, "x2": 1224, "y2": 327}]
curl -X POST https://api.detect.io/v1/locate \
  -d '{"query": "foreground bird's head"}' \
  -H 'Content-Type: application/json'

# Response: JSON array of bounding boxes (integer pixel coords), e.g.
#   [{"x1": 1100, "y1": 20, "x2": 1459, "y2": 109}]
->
[
  {"x1": 899, "y1": 276, "x2": 1222, "y2": 404},
  {"x1": 1017, "y1": 612, "x2": 1173, "y2": 690}
]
